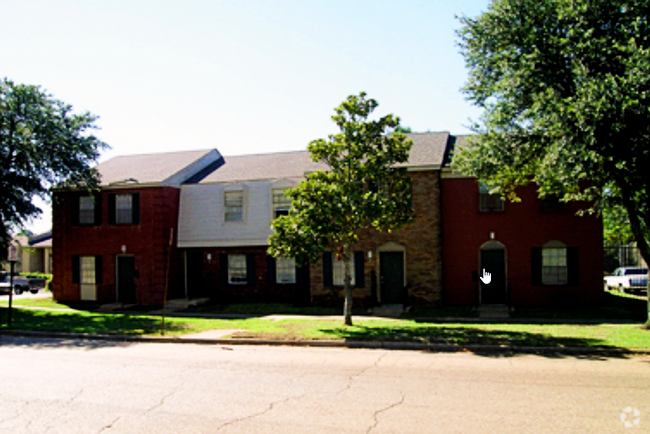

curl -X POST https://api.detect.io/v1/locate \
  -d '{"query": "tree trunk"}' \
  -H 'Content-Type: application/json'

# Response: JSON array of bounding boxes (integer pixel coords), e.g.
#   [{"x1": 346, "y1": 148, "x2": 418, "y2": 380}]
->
[
  {"x1": 343, "y1": 242, "x2": 353, "y2": 326},
  {"x1": 618, "y1": 187, "x2": 650, "y2": 328}
]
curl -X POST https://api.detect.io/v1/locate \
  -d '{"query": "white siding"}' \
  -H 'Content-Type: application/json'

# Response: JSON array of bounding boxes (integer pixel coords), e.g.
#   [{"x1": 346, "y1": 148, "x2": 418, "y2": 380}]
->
[{"x1": 178, "y1": 180, "x2": 295, "y2": 248}]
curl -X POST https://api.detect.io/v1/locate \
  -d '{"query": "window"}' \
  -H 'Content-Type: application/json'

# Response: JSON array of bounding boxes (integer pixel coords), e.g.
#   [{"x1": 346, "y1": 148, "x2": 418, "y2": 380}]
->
[
  {"x1": 108, "y1": 193, "x2": 139, "y2": 225},
  {"x1": 333, "y1": 257, "x2": 355, "y2": 286},
  {"x1": 542, "y1": 247, "x2": 567, "y2": 284},
  {"x1": 479, "y1": 182, "x2": 504, "y2": 212},
  {"x1": 80, "y1": 256, "x2": 96, "y2": 285},
  {"x1": 225, "y1": 190, "x2": 244, "y2": 222},
  {"x1": 116, "y1": 194, "x2": 132, "y2": 224},
  {"x1": 228, "y1": 254, "x2": 247, "y2": 284},
  {"x1": 272, "y1": 188, "x2": 291, "y2": 218},
  {"x1": 79, "y1": 196, "x2": 95, "y2": 225},
  {"x1": 276, "y1": 257, "x2": 296, "y2": 284}
]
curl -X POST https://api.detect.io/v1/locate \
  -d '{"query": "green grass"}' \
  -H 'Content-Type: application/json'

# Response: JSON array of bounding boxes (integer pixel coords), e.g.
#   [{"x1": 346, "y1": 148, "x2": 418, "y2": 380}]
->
[
  {"x1": 1, "y1": 307, "x2": 649, "y2": 350},
  {"x1": 0, "y1": 297, "x2": 73, "y2": 310},
  {"x1": 183, "y1": 302, "x2": 367, "y2": 316}
]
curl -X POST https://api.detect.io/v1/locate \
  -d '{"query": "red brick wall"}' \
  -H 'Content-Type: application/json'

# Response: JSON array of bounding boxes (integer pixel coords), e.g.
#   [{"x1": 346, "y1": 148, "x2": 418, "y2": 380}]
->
[
  {"x1": 309, "y1": 170, "x2": 444, "y2": 306},
  {"x1": 184, "y1": 247, "x2": 311, "y2": 304},
  {"x1": 441, "y1": 177, "x2": 604, "y2": 307},
  {"x1": 52, "y1": 187, "x2": 182, "y2": 305}
]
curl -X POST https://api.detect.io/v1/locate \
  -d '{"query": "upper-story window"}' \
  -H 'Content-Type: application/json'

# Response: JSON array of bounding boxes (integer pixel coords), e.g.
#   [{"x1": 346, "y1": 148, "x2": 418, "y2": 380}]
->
[
  {"x1": 75, "y1": 195, "x2": 102, "y2": 226},
  {"x1": 479, "y1": 182, "x2": 504, "y2": 212},
  {"x1": 272, "y1": 188, "x2": 291, "y2": 218},
  {"x1": 108, "y1": 193, "x2": 140, "y2": 225},
  {"x1": 224, "y1": 190, "x2": 244, "y2": 222}
]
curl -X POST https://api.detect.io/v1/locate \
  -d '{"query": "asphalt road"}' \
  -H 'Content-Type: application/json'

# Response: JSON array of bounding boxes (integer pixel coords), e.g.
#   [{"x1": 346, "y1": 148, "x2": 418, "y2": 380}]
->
[{"x1": 0, "y1": 336, "x2": 648, "y2": 434}]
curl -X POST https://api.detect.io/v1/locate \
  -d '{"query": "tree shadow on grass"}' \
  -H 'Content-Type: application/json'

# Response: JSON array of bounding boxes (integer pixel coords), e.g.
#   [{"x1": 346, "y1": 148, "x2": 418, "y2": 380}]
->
[
  {"x1": 0, "y1": 308, "x2": 188, "y2": 349},
  {"x1": 321, "y1": 325, "x2": 636, "y2": 359}
]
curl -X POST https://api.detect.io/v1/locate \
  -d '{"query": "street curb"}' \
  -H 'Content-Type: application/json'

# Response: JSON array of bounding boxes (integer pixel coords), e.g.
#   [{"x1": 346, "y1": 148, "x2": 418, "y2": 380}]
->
[{"x1": 1, "y1": 329, "x2": 648, "y2": 356}]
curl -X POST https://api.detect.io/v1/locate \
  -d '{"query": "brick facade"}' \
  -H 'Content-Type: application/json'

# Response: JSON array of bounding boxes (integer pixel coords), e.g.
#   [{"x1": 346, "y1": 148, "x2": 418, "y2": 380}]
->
[
  {"x1": 441, "y1": 177, "x2": 604, "y2": 307},
  {"x1": 309, "y1": 170, "x2": 443, "y2": 307},
  {"x1": 52, "y1": 187, "x2": 183, "y2": 305}
]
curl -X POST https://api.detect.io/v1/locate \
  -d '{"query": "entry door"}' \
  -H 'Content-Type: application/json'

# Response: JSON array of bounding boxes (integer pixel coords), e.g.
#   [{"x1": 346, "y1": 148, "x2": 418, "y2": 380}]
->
[
  {"x1": 185, "y1": 251, "x2": 205, "y2": 299},
  {"x1": 380, "y1": 251, "x2": 405, "y2": 304},
  {"x1": 116, "y1": 256, "x2": 136, "y2": 304},
  {"x1": 480, "y1": 248, "x2": 506, "y2": 304}
]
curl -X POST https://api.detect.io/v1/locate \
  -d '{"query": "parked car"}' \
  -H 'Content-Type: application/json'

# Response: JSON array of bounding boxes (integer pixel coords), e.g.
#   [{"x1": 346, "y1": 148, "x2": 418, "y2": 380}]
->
[
  {"x1": 0, "y1": 271, "x2": 47, "y2": 295},
  {"x1": 604, "y1": 267, "x2": 649, "y2": 293}
]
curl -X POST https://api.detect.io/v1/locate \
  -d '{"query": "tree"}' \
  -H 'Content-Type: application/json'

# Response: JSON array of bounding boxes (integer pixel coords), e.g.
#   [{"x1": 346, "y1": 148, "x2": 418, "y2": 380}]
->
[
  {"x1": 0, "y1": 78, "x2": 107, "y2": 251},
  {"x1": 453, "y1": 0, "x2": 650, "y2": 326},
  {"x1": 268, "y1": 93, "x2": 414, "y2": 326}
]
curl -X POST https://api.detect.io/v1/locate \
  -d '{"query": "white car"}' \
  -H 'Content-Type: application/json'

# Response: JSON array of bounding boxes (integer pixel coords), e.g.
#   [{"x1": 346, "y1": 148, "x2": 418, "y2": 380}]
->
[{"x1": 604, "y1": 267, "x2": 648, "y2": 293}]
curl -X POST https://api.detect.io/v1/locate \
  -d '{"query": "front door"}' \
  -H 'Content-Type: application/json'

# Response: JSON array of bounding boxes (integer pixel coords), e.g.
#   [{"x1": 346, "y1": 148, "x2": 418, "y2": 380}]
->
[
  {"x1": 116, "y1": 255, "x2": 136, "y2": 304},
  {"x1": 185, "y1": 251, "x2": 205, "y2": 299},
  {"x1": 380, "y1": 251, "x2": 405, "y2": 304},
  {"x1": 480, "y1": 248, "x2": 506, "y2": 304}
]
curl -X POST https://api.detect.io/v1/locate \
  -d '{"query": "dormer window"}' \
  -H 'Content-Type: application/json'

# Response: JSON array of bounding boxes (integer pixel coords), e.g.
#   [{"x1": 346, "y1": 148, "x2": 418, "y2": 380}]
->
[{"x1": 272, "y1": 188, "x2": 291, "y2": 218}]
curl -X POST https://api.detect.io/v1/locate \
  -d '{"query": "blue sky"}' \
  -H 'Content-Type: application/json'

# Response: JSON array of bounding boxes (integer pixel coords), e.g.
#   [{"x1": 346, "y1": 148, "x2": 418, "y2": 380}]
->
[{"x1": 2, "y1": 0, "x2": 489, "y2": 233}]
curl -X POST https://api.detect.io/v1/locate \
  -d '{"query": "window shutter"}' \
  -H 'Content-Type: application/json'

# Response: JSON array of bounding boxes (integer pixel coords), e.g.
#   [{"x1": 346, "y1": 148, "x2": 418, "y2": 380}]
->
[
  {"x1": 219, "y1": 254, "x2": 228, "y2": 285},
  {"x1": 246, "y1": 253, "x2": 256, "y2": 285},
  {"x1": 531, "y1": 248, "x2": 542, "y2": 286},
  {"x1": 95, "y1": 255, "x2": 103, "y2": 284},
  {"x1": 322, "y1": 252, "x2": 333, "y2": 287},
  {"x1": 132, "y1": 193, "x2": 140, "y2": 225},
  {"x1": 72, "y1": 255, "x2": 80, "y2": 284},
  {"x1": 354, "y1": 251, "x2": 365, "y2": 288},
  {"x1": 108, "y1": 194, "x2": 116, "y2": 225},
  {"x1": 267, "y1": 255, "x2": 276, "y2": 284},
  {"x1": 71, "y1": 196, "x2": 80, "y2": 226},
  {"x1": 567, "y1": 247, "x2": 579, "y2": 286},
  {"x1": 94, "y1": 195, "x2": 102, "y2": 226}
]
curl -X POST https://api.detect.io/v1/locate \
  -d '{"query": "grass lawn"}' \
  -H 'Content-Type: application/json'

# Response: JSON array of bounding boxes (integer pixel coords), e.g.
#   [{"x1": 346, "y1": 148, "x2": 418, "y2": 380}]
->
[{"x1": 1, "y1": 306, "x2": 649, "y2": 350}]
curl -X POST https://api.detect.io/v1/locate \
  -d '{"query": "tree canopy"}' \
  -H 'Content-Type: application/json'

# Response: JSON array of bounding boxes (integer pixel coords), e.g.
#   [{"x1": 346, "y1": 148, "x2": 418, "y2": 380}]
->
[
  {"x1": 268, "y1": 93, "x2": 413, "y2": 325},
  {"x1": 0, "y1": 78, "x2": 107, "y2": 251},
  {"x1": 453, "y1": 0, "x2": 650, "y2": 326}
]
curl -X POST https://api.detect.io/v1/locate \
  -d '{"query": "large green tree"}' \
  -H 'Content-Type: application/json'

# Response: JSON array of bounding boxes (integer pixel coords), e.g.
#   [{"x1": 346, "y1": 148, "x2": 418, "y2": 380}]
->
[
  {"x1": 268, "y1": 93, "x2": 414, "y2": 326},
  {"x1": 0, "y1": 78, "x2": 107, "y2": 251},
  {"x1": 453, "y1": 0, "x2": 650, "y2": 326}
]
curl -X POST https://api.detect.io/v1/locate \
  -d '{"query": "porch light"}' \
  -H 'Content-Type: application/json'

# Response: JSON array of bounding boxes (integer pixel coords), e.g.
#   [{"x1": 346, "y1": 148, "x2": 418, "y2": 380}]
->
[
  {"x1": 490, "y1": 232, "x2": 495, "y2": 240},
  {"x1": 206, "y1": 253, "x2": 212, "y2": 262},
  {"x1": 121, "y1": 245, "x2": 127, "y2": 253},
  {"x1": 368, "y1": 251, "x2": 373, "y2": 260}
]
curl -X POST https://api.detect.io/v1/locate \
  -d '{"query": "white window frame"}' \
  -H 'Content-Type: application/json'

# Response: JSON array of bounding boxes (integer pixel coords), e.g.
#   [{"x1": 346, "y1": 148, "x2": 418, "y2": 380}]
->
[
  {"x1": 80, "y1": 256, "x2": 97, "y2": 301},
  {"x1": 272, "y1": 188, "x2": 291, "y2": 218},
  {"x1": 116, "y1": 194, "x2": 133, "y2": 224},
  {"x1": 276, "y1": 257, "x2": 296, "y2": 284},
  {"x1": 79, "y1": 196, "x2": 95, "y2": 225},
  {"x1": 542, "y1": 244, "x2": 568, "y2": 285},
  {"x1": 228, "y1": 254, "x2": 247, "y2": 284},
  {"x1": 224, "y1": 190, "x2": 244, "y2": 222},
  {"x1": 333, "y1": 257, "x2": 355, "y2": 286}
]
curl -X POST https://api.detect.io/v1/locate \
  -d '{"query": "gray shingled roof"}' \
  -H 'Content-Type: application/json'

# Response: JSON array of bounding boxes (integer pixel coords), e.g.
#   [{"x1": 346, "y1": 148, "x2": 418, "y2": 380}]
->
[
  {"x1": 96, "y1": 149, "x2": 221, "y2": 186},
  {"x1": 200, "y1": 132, "x2": 451, "y2": 183}
]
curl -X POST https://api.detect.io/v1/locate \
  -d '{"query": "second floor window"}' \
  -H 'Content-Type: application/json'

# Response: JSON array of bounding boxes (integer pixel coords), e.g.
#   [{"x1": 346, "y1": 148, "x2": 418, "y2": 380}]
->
[
  {"x1": 272, "y1": 188, "x2": 291, "y2": 218},
  {"x1": 108, "y1": 193, "x2": 140, "y2": 225},
  {"x1": 116, "y1": 194, "x2": 133, "y2": 224},
  {"x1": 479, "y1": 182, "x2": 504, "y2": 212},
  {"x1": 79, "y1": 196, "x2": 96, "y2": 225},
  {"x1": 225, "y1": 190, "x2": 244, "y2": 222}
]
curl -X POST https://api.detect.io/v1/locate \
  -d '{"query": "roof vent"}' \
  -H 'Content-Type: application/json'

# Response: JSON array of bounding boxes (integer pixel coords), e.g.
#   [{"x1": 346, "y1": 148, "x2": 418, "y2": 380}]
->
[{"x1": 109, "y1": 178, "x2": 139, "y2": 186}]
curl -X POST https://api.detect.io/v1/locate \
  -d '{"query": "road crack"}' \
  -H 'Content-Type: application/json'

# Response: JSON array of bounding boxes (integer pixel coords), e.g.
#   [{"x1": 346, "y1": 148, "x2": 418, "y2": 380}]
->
[
  {"x1": 215, "y1": 393, "x2": 308, "y2": 432},
  {"x1": 339, "y1": 351, "x2": 388, "y2": 395},
  {"x1": 366, "y1": 394, "x2": 406, "y2": 434},
  {"x1": 97, "y1": 416, "x2": 121, "y2": 433}
]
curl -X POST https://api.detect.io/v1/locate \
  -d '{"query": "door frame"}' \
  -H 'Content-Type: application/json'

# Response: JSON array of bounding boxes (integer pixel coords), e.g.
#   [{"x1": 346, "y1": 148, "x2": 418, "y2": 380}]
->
[
  {"x1": 478, "y1": 241, "x2": 507, "y2": 305},
  {"x1": 115, "y1": 254, "x2": 136, "y2": 303},
  {"x1": 377, "y1": 242, "x2": 407, "y2": 304}
]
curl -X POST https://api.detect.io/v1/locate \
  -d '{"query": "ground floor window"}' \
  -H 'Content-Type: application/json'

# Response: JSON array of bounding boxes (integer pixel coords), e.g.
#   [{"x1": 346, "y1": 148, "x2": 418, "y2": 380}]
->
[
  {"x1": 80, "y1": 256, "x2": 96, "y2": 285},
  {"x1": 228, "y1": 254, "x2": 247, "y2": 284},
  {"x1": 542, "y1": 247, "x2": 567, "y2": 285},
  {"x1": 276, "y1": 257, "x2": 296, "y2": 284},
  {"x1": 333, "y1": 257, "x2": 355, "y2": 286}
]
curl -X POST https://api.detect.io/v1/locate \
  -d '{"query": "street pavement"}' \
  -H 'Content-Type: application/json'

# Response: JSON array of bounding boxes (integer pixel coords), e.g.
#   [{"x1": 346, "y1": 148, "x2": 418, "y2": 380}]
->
[{"x1": 0, "y1": 336, "x2": 648, "y2": 433}]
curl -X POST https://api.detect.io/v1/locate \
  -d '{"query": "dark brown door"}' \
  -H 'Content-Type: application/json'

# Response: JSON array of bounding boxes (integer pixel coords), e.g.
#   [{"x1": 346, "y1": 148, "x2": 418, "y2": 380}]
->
[
  {"x1": 380, "y1": 252, "x2": 405, "y2": 304},
  {"x1": 117, "y1": 256, "x2": 136, "y2": 303},
  {"x1": 480, "y1": 248, "x2": 506, "y2": 304}
]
